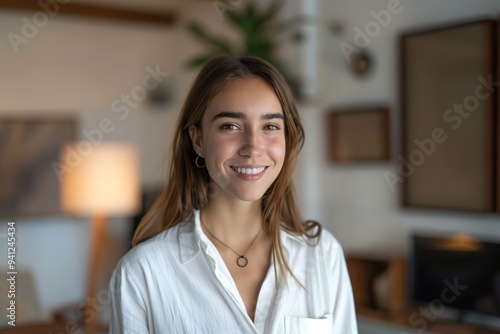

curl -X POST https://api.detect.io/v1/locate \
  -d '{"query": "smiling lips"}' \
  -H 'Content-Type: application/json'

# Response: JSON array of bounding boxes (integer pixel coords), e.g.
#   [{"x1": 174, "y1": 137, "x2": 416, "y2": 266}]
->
[{"x1": 230, "y1": 165, "x2": 268, "y2": 180}]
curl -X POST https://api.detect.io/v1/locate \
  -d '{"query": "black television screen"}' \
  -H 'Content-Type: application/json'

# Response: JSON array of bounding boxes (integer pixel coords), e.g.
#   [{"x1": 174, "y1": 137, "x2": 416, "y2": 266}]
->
[{"x1": 410, "y1": 234, "x2": 500, "y2": 319}]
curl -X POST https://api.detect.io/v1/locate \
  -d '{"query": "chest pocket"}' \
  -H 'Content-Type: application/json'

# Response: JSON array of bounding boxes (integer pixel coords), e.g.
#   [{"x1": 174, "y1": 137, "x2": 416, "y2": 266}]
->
[{"x1": 284, "y1": 314, "x2": 332, "y2": 334}]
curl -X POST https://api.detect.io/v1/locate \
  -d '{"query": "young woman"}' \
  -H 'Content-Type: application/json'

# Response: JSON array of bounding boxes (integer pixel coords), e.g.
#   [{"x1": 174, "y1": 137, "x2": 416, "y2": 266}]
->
[{"x1": 109, "y1": 55, "x2": 358, "y2": 333}]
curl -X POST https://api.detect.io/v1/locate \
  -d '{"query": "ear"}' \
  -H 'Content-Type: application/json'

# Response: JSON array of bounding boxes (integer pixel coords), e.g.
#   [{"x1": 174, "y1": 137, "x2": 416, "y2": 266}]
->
[{"x1": 188, "y1": 125, "x2": 203, "y2": 157}]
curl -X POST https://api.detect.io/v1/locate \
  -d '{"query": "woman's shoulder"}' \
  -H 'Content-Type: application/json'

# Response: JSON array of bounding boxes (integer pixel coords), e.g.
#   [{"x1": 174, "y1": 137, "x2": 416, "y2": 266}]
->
[{"x1": 318, "y1": 227, "x2": 342, "y2": 249}]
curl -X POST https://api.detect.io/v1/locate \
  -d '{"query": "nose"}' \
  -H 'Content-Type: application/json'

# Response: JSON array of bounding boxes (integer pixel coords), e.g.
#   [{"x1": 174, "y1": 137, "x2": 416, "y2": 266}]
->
[{"x1": 239, "y1": 129, "x2": 264, "y2": 158}]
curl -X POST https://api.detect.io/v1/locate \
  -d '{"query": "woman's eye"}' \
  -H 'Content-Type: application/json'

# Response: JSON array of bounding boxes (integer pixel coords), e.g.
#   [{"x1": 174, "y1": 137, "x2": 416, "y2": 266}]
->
[
  {"x1": 220, "y1": 123, "x2": 239, "y2": 130},
  {"x1": 264, "y1": 124, "x2": 280, "y2": 131}
]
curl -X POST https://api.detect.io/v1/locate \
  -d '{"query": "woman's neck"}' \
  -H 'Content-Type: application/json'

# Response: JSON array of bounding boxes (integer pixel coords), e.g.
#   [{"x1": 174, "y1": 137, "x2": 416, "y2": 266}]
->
[{"x1": 200, "y1": 199, "x2": 263, "y2": 243}]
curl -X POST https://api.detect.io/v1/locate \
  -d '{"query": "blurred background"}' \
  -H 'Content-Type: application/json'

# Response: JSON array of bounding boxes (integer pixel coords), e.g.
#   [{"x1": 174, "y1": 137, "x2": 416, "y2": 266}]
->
[{"x1": 1, "y1": 0, "x2": 500, "y2": 333}]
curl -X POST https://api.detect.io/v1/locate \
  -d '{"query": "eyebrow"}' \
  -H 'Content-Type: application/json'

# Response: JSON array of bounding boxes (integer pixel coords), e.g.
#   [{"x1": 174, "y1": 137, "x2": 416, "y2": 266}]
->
[{"x1": 211, "y1": 111, "x2": 284, "y2": 122}]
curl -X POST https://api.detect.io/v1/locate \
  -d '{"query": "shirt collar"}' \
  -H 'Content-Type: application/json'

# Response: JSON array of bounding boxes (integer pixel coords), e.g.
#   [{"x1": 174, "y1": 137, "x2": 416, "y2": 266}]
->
[
  {"x1": 178, "y1": 209, "x2": 307, "y2": 264},
  {"x1": 178, "y1": 209, "x2": 205, "y2": 264},
  {"x1": 280, "y1": 227, "x2": 308, "y2": 246}
]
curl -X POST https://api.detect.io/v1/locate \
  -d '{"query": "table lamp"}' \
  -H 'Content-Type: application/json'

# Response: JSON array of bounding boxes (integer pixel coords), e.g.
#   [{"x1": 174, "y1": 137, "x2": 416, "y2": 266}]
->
[{"x1": 60, "y1": 142, "x2": 140, "y2": 333}]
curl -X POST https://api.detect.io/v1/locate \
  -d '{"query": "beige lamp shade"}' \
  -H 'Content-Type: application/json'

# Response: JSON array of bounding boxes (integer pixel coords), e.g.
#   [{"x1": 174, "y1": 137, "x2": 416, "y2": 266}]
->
[{"x1": 61, "y1": 142, "x2": 140, "y2": 216}]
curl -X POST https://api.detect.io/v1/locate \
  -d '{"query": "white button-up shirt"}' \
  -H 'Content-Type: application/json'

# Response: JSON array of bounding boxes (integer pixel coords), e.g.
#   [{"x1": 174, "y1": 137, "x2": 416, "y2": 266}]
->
[{"x1": 109, "y1": 210, "x2": 358, "y2": 333}]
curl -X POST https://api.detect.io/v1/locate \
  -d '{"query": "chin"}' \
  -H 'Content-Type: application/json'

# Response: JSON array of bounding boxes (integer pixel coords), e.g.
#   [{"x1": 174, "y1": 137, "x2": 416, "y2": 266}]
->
[{"x1": 231, "y1": 189, "x2": 267, "y2": 203}]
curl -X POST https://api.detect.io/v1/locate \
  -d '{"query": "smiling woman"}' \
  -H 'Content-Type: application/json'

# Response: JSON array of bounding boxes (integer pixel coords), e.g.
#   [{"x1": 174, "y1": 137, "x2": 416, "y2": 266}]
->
[{"x1": 109, "y1": 55, "x2": 358, "y2": 333}]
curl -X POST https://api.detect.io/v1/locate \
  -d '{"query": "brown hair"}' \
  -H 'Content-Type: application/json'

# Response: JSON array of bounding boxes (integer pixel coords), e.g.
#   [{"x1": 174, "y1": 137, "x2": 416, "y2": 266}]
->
[{"x1": 132, "y1": 55, "x2": 321, "y2": 283}]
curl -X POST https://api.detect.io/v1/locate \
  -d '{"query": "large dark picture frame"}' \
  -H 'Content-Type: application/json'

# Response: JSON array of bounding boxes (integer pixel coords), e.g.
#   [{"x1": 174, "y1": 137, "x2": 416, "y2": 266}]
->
[
  {"x1": 497, "y1": 18, "x2": 500, "y2": 213},
  {"x1": 0, "y1": 117, "x2": 76, "y2": 217},
  {"x1": 401, "y1": 19, "x2": 497, "y2": 212}
]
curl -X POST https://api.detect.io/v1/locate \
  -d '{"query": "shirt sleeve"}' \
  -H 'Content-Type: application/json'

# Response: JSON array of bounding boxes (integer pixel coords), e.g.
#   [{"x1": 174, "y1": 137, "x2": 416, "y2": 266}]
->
[
  {"x1": 329, "y1": 240, "x2": 359, "y2": 334},
  {"x1": 109, "y1": 259, "x2": 149, "y2": 334}
]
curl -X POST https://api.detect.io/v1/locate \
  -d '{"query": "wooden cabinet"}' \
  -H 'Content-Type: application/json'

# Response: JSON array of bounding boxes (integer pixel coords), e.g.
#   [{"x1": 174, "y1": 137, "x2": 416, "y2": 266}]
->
[{"x1": 346, "y1": 255, "x2": 407, "y2": 322}]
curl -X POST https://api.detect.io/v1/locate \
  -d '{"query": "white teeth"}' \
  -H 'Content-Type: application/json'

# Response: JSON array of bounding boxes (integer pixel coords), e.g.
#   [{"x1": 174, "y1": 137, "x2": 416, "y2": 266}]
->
[{"x1": 231, "y1": 166, "x2": 266, "y2": 175}]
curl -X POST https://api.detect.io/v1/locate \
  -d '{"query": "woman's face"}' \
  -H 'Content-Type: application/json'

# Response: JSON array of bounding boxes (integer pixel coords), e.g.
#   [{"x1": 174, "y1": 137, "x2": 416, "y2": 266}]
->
[{"x1": 190, "y1": 78, "x2": 286, "y2": 204}]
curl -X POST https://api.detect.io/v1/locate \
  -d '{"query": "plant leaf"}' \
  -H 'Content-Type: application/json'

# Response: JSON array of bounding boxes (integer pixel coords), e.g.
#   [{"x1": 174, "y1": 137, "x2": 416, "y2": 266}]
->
[
  {"x1": 225, "y1": 9, "x2": 244, "y2": 29},
  {"x1": 187, "y1": 22, "x2": 209, "y2": 41},
  {"x1": 256, "y1": 0, "x2": 283, "y2": 29},
  {"x1": 186, "y1": 22, "x2": 233, "y2": 54},
  {"x1": 227, "y1": 3, "x2": 256, "y2": 35}
]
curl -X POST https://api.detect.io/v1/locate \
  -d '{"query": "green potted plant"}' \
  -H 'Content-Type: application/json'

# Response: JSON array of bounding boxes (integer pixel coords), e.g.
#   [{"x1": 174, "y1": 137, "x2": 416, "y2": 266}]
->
[{"x1": 186, "y1": 0, "x2": 310, "y2": 96}]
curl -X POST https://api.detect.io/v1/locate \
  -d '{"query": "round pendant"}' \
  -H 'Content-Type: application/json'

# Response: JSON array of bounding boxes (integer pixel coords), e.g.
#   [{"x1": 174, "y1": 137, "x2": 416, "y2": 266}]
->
[{"x1": 237, "y1": 255, "x2": 248, "y2": 268}]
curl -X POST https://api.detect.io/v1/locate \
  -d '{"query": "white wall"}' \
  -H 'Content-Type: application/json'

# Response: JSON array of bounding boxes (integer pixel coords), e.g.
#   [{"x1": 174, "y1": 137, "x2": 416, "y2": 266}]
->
[
  {"x1": 0, "y1": 0, "x2": 240, "y2": 318},
  {"x1": 294, "y1": 0, "x2": 500, "y2": 255}
]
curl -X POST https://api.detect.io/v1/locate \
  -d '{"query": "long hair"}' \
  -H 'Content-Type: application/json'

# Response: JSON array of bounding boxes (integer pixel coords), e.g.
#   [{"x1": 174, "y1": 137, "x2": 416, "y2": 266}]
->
[{"x1": 132, "y1": 55, "x2": 321, "y2": 284}]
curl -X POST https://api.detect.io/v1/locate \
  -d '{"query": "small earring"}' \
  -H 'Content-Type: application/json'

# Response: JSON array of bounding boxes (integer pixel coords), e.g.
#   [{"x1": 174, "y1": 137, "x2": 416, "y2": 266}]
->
[{"x1": 195, "y1": 155, "x2": 206, "y2": 168}]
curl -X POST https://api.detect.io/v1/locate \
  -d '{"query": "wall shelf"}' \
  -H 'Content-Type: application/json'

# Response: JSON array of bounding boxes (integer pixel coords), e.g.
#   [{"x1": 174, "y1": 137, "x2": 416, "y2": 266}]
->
[{"x1": 0, "y1": 0, "x2": 177, "y2": 26}]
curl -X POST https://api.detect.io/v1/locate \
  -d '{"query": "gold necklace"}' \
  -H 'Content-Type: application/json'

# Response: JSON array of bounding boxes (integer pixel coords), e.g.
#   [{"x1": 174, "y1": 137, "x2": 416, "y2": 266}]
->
[{"x1": 200, "y1": 219, "x2": 261, "y2": 268}]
